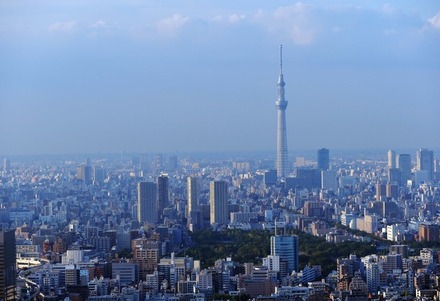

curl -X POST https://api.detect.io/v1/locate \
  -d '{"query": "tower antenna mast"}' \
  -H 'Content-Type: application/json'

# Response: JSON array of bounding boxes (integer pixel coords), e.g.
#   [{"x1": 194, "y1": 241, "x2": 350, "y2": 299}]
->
[{"x1": 279, "y1": 44, "x2": 283, "y2": 74}]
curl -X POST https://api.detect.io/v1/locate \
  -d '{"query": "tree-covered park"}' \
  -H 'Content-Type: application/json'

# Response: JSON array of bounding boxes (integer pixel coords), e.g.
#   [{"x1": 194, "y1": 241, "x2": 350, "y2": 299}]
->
[{"x1": 178, "y1": 228, "x2": 377, "y2": 277}]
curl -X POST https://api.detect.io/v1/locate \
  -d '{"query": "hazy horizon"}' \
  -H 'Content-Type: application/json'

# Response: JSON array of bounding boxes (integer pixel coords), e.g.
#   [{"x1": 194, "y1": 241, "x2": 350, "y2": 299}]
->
[
  {"x1": 1, "y1": 1, "x2": 439, "y2": 155},
  {"x1": 3, "y1": 148, "x2": 439, "y2": 164}
]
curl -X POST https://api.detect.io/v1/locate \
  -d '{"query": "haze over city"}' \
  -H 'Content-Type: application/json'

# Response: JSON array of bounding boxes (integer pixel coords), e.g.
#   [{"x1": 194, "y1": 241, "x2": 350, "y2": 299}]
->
[{"x1": 1, "y1": 0, "x2": 439, "y2": 155}]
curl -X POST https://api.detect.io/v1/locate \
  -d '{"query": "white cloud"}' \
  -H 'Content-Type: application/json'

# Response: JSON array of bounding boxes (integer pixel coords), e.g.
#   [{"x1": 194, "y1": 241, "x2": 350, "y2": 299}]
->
[
  {"x1": 229, "y1": 14, "x2": 246, "y2": 23},
  {"x1": 157, "y1": 14, "x2": 190, "y2": 37},
  {"x1": 269, "y1": 3, "x2": 317, "y2": 45},
  {"x1": 427, "y1": 11, "x2": 440, "y2": 29},
  {"x1": 49, "y1": 21, "x2": 77, "y2": 33},
  {"x1": 274, "y1": 2, "x2": 310, "y2": 19},
  {"x1": 90, "y1": 20, "x2": 107, "y2": 29},
  {"x1": 213, "y1": 14, "x2": 246, "y2": 24}
]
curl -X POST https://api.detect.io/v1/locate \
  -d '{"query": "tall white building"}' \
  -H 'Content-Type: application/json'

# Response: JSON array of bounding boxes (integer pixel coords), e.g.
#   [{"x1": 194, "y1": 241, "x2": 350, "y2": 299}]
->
[
  {"x1": 262, "y1": 255, "x2": 280, "y2": 272},
  {"x1": 187, "y1": 176, "x2": 199, "y2": 218},
  {"x1": 187, "y1": 176, "x2": 200, "y2": 230},
  {"x1": 387, "y1": 149, "x2": 396, "y2": 169}
]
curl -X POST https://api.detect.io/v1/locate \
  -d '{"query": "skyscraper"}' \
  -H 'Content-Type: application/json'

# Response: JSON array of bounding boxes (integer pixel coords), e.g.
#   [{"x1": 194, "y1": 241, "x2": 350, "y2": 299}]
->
[
  {"x1": 210, "y1": 180, "x2": 228, "y2": 225},
  {"x1": 317, "y1": 148, "x2": 330, "y2": 170},
  {"x1": 416, "y1": 148, "x2": 434, "y2": 182},
  {"x1": 187, "y1": 176, "x2": 201, "y2": 230},
  {"x1": 397, "y1": 154, "x2": 411, "y2": 185},
  {"x1": 0, "y1": 229, "x2": 16, "y2": 301},
  {"x1": 387, "y1": 149, "x2": 396, "y2": 169},
  {"x1": 270, "y1": 234, "x2": 298, "y2": 276},
  {"x1": 157, "y1": 174, "x2": 169, "y2": 221},
  {"x1": 138, "y1": 182, "x2": 157, "y2": 224},
  {"x1": 276, "y1": 45, "x2": 289, "y2": 178}
]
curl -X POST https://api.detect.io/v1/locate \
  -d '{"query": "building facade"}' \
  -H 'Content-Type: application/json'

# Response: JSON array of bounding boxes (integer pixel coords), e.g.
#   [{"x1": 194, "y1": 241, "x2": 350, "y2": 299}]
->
[
  {"x1": 317, "y1": 148, "x2": 330, "y2": 171},
  {"x1": 270, "y1": 235, "x2": 298, "y2": 276},
  {"x1": 138, "y1": 182, "x2": 157, "y2": 224},
  {"x1": 0, "y1": 229, "x2": 16, "y2": 301},
  {"x1": 210, "y1": 181, "x2": 228, "y2": 225},
  {"x1": 157, "y1": 174, "x2": 169, "y2": 221},
  {"x1": 416, "y1": 149, "x2": 434, "y2": 182}
]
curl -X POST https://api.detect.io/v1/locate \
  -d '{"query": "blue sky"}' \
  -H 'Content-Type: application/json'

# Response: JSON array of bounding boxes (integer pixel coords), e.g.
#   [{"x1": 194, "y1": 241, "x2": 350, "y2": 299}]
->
[{"x1": 0, "y1": 1, "x2": 439, "y2": 155}]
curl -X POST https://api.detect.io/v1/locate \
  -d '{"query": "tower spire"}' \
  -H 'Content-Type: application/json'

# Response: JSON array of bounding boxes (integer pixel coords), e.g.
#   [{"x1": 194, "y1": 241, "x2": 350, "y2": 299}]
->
[{"x1": 275, "y1": 45, "x2": 288, "y2": 178}]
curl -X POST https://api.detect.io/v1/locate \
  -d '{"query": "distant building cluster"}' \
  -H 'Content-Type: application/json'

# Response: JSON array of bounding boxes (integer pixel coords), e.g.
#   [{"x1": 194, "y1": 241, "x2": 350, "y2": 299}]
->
[{"x1": 0, "y1": 145, "x2": 439, "y2": 300}]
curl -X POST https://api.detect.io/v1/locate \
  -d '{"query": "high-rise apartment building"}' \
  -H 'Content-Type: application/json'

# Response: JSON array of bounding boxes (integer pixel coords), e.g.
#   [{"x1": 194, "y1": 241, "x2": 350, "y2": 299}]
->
[
  {"x1": 270, "y1": 235, "x2": 298, "y2": 276},
  {"x1": 366, "y1": 262, "x2": 380, "y2": 293},
  {"x1": 187, "y1": 177, "x2": 199, "y2": 218},
  {"x1": 416, "y1": 148, "x2": 434, "y2": 182},
  {"x1": 138, "y1": 182, "x2": 157, "y2": 224},
  {"x1": 387, "y1": 150, "x2": 396, "y2": 169},
  {"x1": 317, "y1": 148, "x2": 330, "y2": 171},
  {"x1": 210, "y1": 180, "x2": 228, "y2": 225},
  {"x1": 0, "y1": 229, "x2": 16, "y2": 301},
  {"x1": 275, "y1": 45, "x2": 289, "y2": 178},
  {"x1": 187, "y1": 176, "x2": 200, "y2": 230},
  {"x1": 396, "y1": 154, "x2": 411, "y2": 185},
  {"x1": 158, "y1": 174, "x2": 169, "y2": 221}
]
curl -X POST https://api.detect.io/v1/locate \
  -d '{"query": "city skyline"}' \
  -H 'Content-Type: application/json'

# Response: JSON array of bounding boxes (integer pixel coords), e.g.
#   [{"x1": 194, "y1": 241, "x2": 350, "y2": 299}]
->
[{"x1": 1, "y1": 1, "x2": 439, "y2": 155}]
